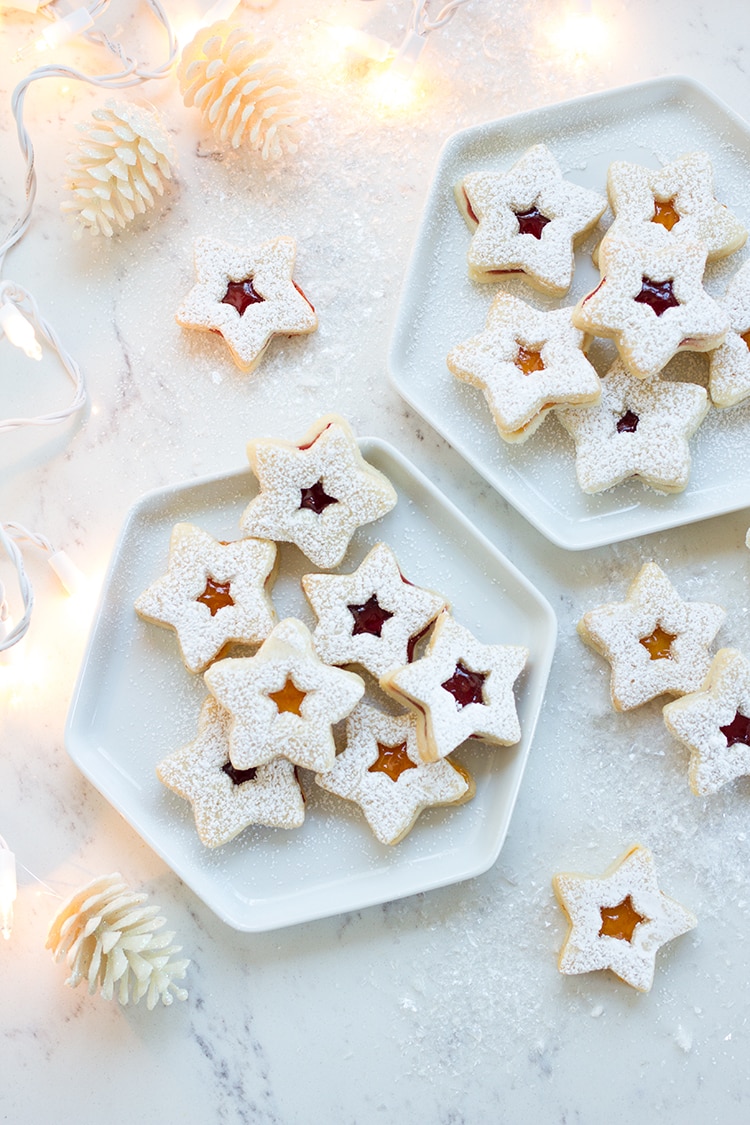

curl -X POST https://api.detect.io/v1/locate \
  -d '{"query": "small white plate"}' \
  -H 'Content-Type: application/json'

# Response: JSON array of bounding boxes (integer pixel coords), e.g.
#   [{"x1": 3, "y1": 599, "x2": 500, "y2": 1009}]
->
[
  {"x1": 389, "y1": 76, "x2": 750, "y2": 550},
  {"x1": 65, "y1": 439, "x2": 556, "y2": 932}
]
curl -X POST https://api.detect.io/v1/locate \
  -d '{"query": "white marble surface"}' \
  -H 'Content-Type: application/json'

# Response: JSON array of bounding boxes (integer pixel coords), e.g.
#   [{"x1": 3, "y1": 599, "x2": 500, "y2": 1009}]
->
[{"x1": 2, "y1": 1, "x2": 750, "y2": 1121}]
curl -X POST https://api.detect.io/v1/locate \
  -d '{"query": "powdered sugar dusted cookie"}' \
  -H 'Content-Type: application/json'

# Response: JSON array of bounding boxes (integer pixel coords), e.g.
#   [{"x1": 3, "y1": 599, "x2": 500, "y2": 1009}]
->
[
  {"x1": 663, "y1": 647, "x2": 750, "y2": 795},
  {"x1": 553, "y1": 844, "x2": 697, "y2": 992},
  {"x1": 456, "y1": 144, "x2": 606, "y2": 296},
  {"x1": 240, "y1": 415, "x2": 398, "y2": 569},
  {"x1": 134, "y1": 523, "x2": 277, "y2": 673},
  {"x1": 176, "y1": 235, "x2": 317, "y2": 373},
  {"x1": 577, "y1": 562, "x2": 725, "y2": 712},
  {"x1": 556, "y1": 358, "x2": 708, "y2": 494},
  {"x1": 603, "y1": 152, "x2": 747, "y2": 263},
  {"x1": 381, "y1": 612, "x2": 528, "y2": 763},
  {"x1": 302, "y1": 542, "x2": 447, "y2": 679},
  {"x1": 157, "y1": 695, "x2": 305, "y2": 847},
  {"x1": 315, "y1": 701, "x2": 474, "y2": 846},
  {"x1": 446, "y1": 293, "x2": 601, "y2": 443},
  {"x1": 708, "y1": 259, "x2": 750, "y2": 408},
  {"x1": 573, "y1": 236, "x2": 729, "y2": 379},
  {"x1": 204, "y1": 617, "x2": 365, "y2": 772}
]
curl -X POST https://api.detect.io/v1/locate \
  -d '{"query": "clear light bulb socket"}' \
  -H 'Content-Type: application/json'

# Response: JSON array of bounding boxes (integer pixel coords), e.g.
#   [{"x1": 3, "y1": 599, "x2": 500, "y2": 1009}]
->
[
  {"x1": 390, "y1": 29, "x2": 426, "y2": 79},
  {"x1": 48, "y1": 550, "x2": 85, "y2": 596},
  {"x1": 40, "y1": 6, "x2": 95, "y2": 50}
]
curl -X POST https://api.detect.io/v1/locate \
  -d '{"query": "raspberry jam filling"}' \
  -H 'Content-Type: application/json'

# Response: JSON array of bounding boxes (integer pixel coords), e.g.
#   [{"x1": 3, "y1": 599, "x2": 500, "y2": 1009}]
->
[
  {"x1": 652, "y1": 197, "x2": 680, "y2": 231},
  {"x1": 441, "y1": 661, "x2": 487, "y2": 709},
  {"x1": 599, "y1": 895, "x2": 645, "y2": 942},
  {"x1": 196, "y1": 576, "x2": 235, "y2": 616},
  {"x1": 299, "y1": 479, "x2": 338, "y2": 514},
  {"x1": 348, "y1": 594, "x2": 394, "y2": 638},
  {"x1": 515, "y1": 344, "x2": 545, "y2": 375},
  {"x1": 639, "y1": 625, "x2": 676, "y2": 661},
  {"x1": 221, "y1": 277, "x2": 265, "y2": 315},
  {"x1": 514, "y1": 204, "x2": 551, "y2": 239},
  {"x1": 720, "y1": 711, "x2": 750, "y2": 747},
  {"x1": 297, "y1": 422, "x2": 332, "y2": 451},
  {"x1": 616, "y1": 410, "x2": 640, "y2": 434},
  {"x1": 634, "y1": 276, "x2": 680, "y2": 317},
  {"x1": 368, "y1": 740, "x2": 416, "y2": 782},
  {"x1": 222, "y1": 761, "x2": 258, "y2": 786},
  {"x1": 293, "y1": 280, "x2": 315, "y2": 312},
  {"x1": 462, "y1": 189, "x2": 479, "y2": 225},
  {"x1": 268, "y1": 677, "x2": 306, "y2": 716}
]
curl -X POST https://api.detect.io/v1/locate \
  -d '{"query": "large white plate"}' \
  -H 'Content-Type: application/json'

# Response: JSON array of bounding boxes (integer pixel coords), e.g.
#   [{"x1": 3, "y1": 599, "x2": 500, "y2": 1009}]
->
[
  {"x1": 65, "y1": 439, "x2": 556, "y2": 932},
  {"x1": 389, "y1": 76, "x2": 750, "y2": 550}
]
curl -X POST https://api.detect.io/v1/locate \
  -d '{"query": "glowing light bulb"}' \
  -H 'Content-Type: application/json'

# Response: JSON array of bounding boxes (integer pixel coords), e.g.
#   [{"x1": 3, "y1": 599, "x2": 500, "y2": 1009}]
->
[
  {"x1": 0, "y1": 302, "x2": 41, "y2": 361},
  {"x1": 549, "y1": 3, "x2": 609, "y2": 60},
  {"x1": 0, "y1": 842, "x2": 17, "y2": 941},
  {"x1": 328, "y1": 24, "x2": 391, "y2": 63},
  {"x1": 14, "y1": 5, "x2": 95, "y2": 60}
]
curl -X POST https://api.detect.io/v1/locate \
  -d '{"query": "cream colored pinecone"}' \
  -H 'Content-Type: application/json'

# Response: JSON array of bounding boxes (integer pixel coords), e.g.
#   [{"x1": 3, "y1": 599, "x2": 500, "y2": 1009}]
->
[
  {"x1": 177, "y1": 20, "x2": 304, "y2": 159},
  {"x1": 62, "y1": 99, "x2": 176, "y2": 238},
  {"x1": 46, "y1": 873, "x2": 190, "y2": 1009}
]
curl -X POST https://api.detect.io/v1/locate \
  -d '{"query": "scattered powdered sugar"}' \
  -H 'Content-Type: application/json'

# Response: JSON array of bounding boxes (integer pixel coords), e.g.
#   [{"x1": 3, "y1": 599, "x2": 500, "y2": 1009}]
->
[
  {"x1": 302, "y1": 541, "x2": 447, "y2": 678},
  {"x1": 577, "y1": 561, "x2": 726, "y2": 711}
]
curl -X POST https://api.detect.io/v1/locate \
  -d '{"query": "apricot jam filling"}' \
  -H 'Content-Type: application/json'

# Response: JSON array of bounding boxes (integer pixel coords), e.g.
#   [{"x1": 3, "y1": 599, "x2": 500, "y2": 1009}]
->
[
  {"x1": 268, "y1": 677, "x2": 306, "y2": 716},
  {"x1": 368, "y1": 740, "x2": 416, "y2": 782},
  {"x1": 599, "y1": 895, "x2": 646, "y2": 942},
  {"x1": 720, "y1": 711, "x2": 750, "y2": 747},
  {"x1": 652, "y1": 197, "x2": 680, "y2": 231},
  {"x1": 299, "y1": 479, "x2": 338, "y2": 514},
  {"x1": 221, "y1": 277, "x2": 265, "y2": 314},
  {"x1": 634, "y1": 276, "x2": 680, "y2": 317},
  {"x1": 741, "y1": 330, "x2": 750, "y2": 351},
  {"x1": 639, "y1": 624, "x2": 676, "y2": 661},
  {"x1": 514, "y1": 204, "x2": 550, "y2": 239},
  {"x1": 441, "y1": 661, "x2": 487, "y2": 709},
  {"x1": 222, "y1": 761, "x2": 258, "y2": 786},
  {"x1": 616, "y1": 410, "x2": 639, "y2": 434},
  {"x1": 348, "y1": 594, "x2": 394, "y2": 638},
  {"x1": 196, "y1": 576, "x2": 234, "y2": 616},
  {"x1": 515, "y1": 344, "x2": 545, "y2": 375}
]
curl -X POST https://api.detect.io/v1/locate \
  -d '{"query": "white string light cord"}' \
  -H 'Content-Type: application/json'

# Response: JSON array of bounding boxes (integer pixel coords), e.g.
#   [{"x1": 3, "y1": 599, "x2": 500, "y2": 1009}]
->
[
  {"x1": 393, "y1": 0, "x2": 470, "y2": 73},
  {"x1": 0, "y1": 0, "x2": 178, "y2": 433},
  {"x1": 0, "y1": 520, "x2": 85, "y2": 653}
]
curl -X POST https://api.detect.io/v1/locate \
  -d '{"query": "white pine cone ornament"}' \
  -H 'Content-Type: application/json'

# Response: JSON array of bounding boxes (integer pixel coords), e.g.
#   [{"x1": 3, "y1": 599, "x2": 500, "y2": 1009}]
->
[
  {"x1": 177, "y1": 20, "x2": 304, "y2": 159},
  {"x1": 46, "y1": 873, "x2": 190, "y2": 1009},
  {"x1": 62, "y1": 99, "x2": 176, "y2": 237}
]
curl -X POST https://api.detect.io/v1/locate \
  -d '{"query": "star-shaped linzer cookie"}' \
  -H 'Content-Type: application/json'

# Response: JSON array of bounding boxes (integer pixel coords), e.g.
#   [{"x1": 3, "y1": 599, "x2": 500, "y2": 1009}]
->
[
  {"x1": 240, "y1": 415, "x2": 398, "y2": 569},
  {"x1": 553, "y1": 844, "x2": 697, "y2": 992},
  {"x1": 302, "y1": 542, "x2": 447, "y2": 679},
  {"x1": 663, "y1": 647, "x2": 750, "y2": 796},
  {"x1": 577, "y1": 562, "x2": 725, "y2": 712},
  {"x1": 176, "y1": 235, "x2": 317, "y2": 373},
  {"x1": 315, "y1": 702, "x2": 474, "y2": 846},
  {"x1": 455, "y1": 143, "x2": 607, "y2": 296},
  {"x1": 572, "y1": 236, "x2": 729, "y2": 379},
  {"x1": 203, "y1": 617, "x2": 365, "y2": 772},
  {"x1": 447, "y1": 294, "x2": 601, "y2": 443},
  {"x1": 709, "y1": 259, "x2": 750, "y2": 408},
  {"x1": 555, "y1": 359, "x2": 708, "y2": 495},
  {"x1": 134, "y1": 523, "x2": 278, "y2": 673},
  {"x1": 603, "y1": 151, "x2": 747, "y2": 263},
  {"x1": 157, "y1": 695, "x2": 305, "y2": 848},
  {"x1": 380, "y1": 612, "x2": 528, "y2": 763}
]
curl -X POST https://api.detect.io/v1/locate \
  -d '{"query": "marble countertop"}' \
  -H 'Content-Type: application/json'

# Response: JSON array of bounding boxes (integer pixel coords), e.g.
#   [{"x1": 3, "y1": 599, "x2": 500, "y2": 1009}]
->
[{"x1": 2, "y1": 1, "x2": 750, "y2": 1121}]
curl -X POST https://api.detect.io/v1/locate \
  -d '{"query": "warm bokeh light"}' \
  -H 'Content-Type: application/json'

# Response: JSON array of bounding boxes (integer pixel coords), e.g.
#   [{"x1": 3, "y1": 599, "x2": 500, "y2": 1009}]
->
[
  {"x1": 547, "y1": 8, "x2": 610, "y2": 60},
  {"x1": 368, "y1": 66, "x2": 420, "y2": 114}
]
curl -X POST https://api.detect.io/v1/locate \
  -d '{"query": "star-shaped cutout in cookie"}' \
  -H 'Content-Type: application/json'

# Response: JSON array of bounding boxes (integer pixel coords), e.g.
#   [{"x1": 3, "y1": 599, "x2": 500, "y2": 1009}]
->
[
  {"x1": 604, "y1": 152, "x2": 747, "y2": 262},
  {"x1": 240, "y1": 415, "x2": 398, "y2": 569},
  {"x1": 315, "y1": 702, "x2": 473, "y2": 845},
  {"x1": 302, "y1": 542, "x2": 447, "y2": 679},
  {"x1": 447, "y1": 294, "x2": 601, "y2": 442},
  {"x1": 553, "y1": 844, "x2": 697, "y2": 992},
  {"x1": 176, "y1": 235, "x2": 317, "y2": 373},
  {"x1": 577, "y1": 562, "x2": 725, "y2": 712},
  {"x1": 709, "y1": 259, "x2": 750, "y2": 408},
  {"x1": 455, "y1": 144, "x2": 607, "y2": 295},
  {"x1": 663, "y1": 647, "x2": 750, "y2": 795},
  {"x1": 573, "y1": 237, "x2": 729, "y2": 379},
  {"x1": 156, "y1": 695, "x2": 305, "y2": 847},
  {"x1": 203, "y1": 617, "x2": 365, "y2": 771},
  {"x1": 556, "y1": 359, "x2": 708, "y2": 494},
  {"x1": 134, "y1": 523, "x2": 277, "y2": 673},
  {"x1": 381, "y1": 612, "x2": 528, "y2": 762}
]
